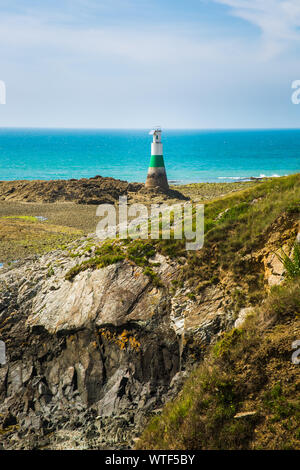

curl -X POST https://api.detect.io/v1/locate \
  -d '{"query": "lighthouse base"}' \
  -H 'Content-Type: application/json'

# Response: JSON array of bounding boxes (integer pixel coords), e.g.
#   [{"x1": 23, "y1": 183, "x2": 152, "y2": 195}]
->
[{"x1": 145, "y1": 167, "x2": 169, "y2": 190}]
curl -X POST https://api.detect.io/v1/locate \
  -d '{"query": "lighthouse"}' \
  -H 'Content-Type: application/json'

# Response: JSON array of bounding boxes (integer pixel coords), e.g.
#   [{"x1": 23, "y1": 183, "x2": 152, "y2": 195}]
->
[{"x1": 145, "y1": 127, "x2": 169, "y2": 190}]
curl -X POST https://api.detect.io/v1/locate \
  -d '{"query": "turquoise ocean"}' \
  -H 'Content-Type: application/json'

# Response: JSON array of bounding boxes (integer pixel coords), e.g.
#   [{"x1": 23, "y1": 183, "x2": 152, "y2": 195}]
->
[{"x1": 0, "y1": 128, "x2": 300, "y2": 184}]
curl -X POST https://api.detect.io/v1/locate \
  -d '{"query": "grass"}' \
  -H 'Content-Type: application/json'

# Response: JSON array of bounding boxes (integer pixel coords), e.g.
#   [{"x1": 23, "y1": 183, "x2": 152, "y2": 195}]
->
[
  {"x1": 65, "y1": 242, "x2": 126, "y2": 281},
  {"x1": 212, "y1": 328, "x2": 244, "y2": 360},
  {"x1": 152, "y1": 174, "x2": 300, "y2": 291},
  {"x1": 65, "y1": 239, "x2": 163, "y2": 285},
  {"x1": 133, "y1": 175, "x2": 300, "y2": 449},
  {"x1": 204, "y1": 175, "x2": 299, "y2": 246},
  {"x1": 126, "y1": 241, "x2": 156, "y2": 266},
  {"x1": 1, "y1": 215, "x2": 40, "y2": 222},
  {"x1": 1, "y1": 175, "x2": 297, "y2": 267},
  {"x1": 0, "y1": 217, "x2": 83, "y2": 263},
  {"x1": 262, "y1": 383, "x2": 297, "y2": 423},
  {"x1": 174, "y1": 181, "x2": 257, "y2": 201},
  {"x1": 64, "y1": 174, "x2": 299, "y2": 298},
  {"x1": 136, "y1": 277, "x2": 300, "y2": 450},
  {"x1": 1, "y1": 175, "x2": 299, "y2": 448}
]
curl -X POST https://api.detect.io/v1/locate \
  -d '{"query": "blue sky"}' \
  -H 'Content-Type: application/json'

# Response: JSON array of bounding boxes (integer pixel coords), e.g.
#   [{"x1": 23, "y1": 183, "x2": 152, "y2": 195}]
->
[{"x1": 0, "y1": 0, "x2": 300, "y2": 128}]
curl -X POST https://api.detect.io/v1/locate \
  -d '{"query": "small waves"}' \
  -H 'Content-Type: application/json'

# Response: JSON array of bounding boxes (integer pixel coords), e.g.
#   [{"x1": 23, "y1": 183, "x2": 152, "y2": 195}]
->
[{"x1": 217, "y1": 174, "x2": 284, "y2": 181}]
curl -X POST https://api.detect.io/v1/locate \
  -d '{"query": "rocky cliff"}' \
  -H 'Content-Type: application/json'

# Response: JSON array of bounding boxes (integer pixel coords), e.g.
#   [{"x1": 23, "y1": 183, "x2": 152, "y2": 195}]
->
[
  {"x1": 0, "y1": 174, "x2": 299, "y2": 450},
  {"x1": 0, "y1": 233, "x2": 236, "y2": 449},
  {"x1": 0, "y1": 219, "x2": 296, "y2": 449}
]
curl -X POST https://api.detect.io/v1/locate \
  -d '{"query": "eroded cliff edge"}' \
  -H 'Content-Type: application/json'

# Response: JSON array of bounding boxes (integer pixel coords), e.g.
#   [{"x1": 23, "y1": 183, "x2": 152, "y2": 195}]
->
[
  {"x1": 0, "y1": 219, "x2": 297, "y2": 449},
  {"x1": 0, "y1": 233, "x2": 240, "y2": 449},
  {"x1": 0, "y1": 173, "x2": 299, "y2": 450}
]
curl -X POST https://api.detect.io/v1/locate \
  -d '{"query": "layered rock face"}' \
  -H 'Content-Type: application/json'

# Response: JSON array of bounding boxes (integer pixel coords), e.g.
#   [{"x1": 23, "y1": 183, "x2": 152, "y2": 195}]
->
[
  {"x1": 0, "y1": 237, "x2": 234, "y2": 450},
  {"x1": 0, "y1": 212, "x2": 297, "y2": 449}
]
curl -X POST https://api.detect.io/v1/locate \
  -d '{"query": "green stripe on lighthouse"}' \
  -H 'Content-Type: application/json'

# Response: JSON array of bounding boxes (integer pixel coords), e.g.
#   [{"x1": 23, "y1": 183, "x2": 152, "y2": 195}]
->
[{"x1": 149, "y1": 155, "x2": 165, "y2": 167}]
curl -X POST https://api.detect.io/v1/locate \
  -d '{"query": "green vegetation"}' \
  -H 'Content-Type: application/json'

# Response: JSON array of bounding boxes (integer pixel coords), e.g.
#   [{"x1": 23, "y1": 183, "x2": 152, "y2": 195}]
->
[
  {"x1": 142, "y1": 266, "x2": 162, "y2": 287},
  {"x1": 64, "y1": 174, "x2": 300, "y2": 316},
  {"x1": 126, "y1": 241, "x2": 156, "y2": 266},
  {"x1": 212, "y1": 328, "x2": 244, "y2": 360},
  {"x1": 2, "y1": 176, "x2": 297, "y2": 269},
  {"x1": 65, "y1": 253, "x2": 126, "y2": 281},
  {"x1": 1, "y1": 175, "x2": 299, "y2": 449},
  {"x1": 47, "y1": 266, "x2": 55, "y2": 277},
  {"x1": 1, "y1": 215, "x2": 39, "y2": 222},
  {"x1": 65, "y1": 239, "x2": 163, "y2": 285},
  {"x1": 65, "y1": 242, "x2": 126, "y2": 281},
  {"x1": 277, "y1": 242, "x2": 300, "y2": 279},
  {"x1": 132, "y1": 175, "x2": 300, "y2": 451},
  {"x1": 155, "y1": 174, "x2": 300, "y2": 291},
  {"x1": 174, "y1": 181, "x2": 257, "y2": 201},
  {"x1": 263, "y1": 383, "x2": 298, "y2": 424},
  {"x1": 137, "y1": 277, "x2": 300, "y2": 450}
]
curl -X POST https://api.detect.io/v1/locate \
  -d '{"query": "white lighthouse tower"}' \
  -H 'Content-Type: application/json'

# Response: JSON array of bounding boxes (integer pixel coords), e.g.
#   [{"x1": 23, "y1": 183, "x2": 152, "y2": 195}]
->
[{"x1": 145, "y1": 127, "x2": 169, "y2": 190}]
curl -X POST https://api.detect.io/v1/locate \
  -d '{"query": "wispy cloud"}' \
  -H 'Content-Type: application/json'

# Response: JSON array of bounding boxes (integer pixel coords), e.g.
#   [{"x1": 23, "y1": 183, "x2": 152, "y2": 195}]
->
[
  {"x1": 0, "y1": 1, "x2": 299, "y2": 128},
  {"x1": 0, "y1": 12, "x2": 245, "y2": 67},
  {"x1": 214, "y1": 0, "x2": 300, "y2": 57}
]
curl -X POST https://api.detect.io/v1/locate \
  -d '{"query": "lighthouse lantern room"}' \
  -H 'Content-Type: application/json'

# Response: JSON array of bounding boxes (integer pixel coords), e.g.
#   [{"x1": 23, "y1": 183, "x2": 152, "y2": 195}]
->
[{"x1": 145, "y1": 127, "x2": 169, "y2": 190}]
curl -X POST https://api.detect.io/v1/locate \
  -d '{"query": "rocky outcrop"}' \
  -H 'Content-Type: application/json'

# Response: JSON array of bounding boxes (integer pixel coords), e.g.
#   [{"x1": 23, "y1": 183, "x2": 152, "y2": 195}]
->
[
  {"x1": 0, "y1": 176, "x2": 143, "y2": 204},
  {"x1": 0, "y1": 176, "x2": 188, "y2": 206},
  {"x1": 259, "y1": 217, "x2": 298, "y2": 287},
  {"x1": 1, "y1": 214, "x2": 297, "y2": 449},
  {"x1": 0, "y1": 237, "x2": 234, "y2": 450}
]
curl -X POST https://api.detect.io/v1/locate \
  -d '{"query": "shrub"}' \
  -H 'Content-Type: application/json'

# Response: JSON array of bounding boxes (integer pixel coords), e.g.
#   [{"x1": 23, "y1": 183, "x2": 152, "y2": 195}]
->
[
  {"x1": 127, "y1": 240, "x2": 156, "y2": 266},
  {"x1": 142, "y1": 266, "x2": 162, "y2": 287},
  {"x1": 65, "y1": 241, "x2": 126, "y2": 280},
  {"x1": 277, "y1": 243, "x2": 300, "y2": 279},
  {"x1": 213, "y1": 328, "x2": 244, "y2": 360},
  {"x1": 259, "y1": 278, "x2": 300, "y2": 325}
]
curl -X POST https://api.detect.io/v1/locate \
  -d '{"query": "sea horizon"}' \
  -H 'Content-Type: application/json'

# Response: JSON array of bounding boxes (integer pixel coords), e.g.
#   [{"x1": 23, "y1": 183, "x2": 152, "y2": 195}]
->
[
  {"x1": 2, "y1": 126, "x2": 300, "y2": 130},
  {"x1": 0, "y1": 127, "x2": 299, "y2": 184}
]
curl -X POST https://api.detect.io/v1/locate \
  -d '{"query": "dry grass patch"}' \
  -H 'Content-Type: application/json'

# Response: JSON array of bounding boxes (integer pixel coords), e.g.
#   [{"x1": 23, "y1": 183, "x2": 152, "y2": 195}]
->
[{"x1": 0, "y1": 217, "x2": 82, "y2": 262}]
